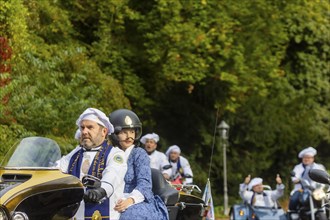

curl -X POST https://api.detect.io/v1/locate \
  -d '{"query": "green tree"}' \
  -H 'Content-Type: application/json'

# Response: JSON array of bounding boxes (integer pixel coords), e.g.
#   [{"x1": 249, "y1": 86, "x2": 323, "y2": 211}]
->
[{"x1": 0, "y1": 0, "x2": 130, "y2": 149}]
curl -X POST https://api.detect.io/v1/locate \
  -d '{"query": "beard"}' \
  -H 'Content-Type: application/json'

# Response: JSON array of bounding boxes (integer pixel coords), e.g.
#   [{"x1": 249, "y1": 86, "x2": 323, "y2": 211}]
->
[
  {"x1": 81, "y1": 134, "x2": 104, "y2": 149},
  {"x1": 81, "y1": 138, "x2": 94, "y2": 149}
]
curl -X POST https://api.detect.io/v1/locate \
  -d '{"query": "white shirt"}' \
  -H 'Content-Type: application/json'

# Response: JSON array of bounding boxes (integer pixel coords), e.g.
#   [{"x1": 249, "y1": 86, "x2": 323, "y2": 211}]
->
[
  {"x1": 239, "y1": 183, "x2": 285, "y2": 207},
  {"x1": 149, "y1": 150, "x2": 172, "y2": 177},
  {"x1": 58, "y1": 145, "x2": 127, "y2": 220},
  {"x1": 170, "y1": 156, "x2": 193, "y2": 184},
  {"x1": 291, "y1": 162, "x2": 326, "y2": 192}
]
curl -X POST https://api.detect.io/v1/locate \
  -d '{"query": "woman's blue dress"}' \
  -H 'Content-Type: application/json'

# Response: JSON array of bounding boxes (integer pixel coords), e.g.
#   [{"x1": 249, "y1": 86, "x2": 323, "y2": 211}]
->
[{"x1": 119, "y1": 147, "x2": 169, "y2": 220}]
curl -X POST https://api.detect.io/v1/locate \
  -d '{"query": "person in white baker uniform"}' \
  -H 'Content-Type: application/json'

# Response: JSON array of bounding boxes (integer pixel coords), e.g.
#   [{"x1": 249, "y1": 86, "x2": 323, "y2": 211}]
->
[
  {"x1": 58, "y1": 108, "x2": 127, "y2": 220},
  {"x1": 166, "y1": 145, "x2": 193, "y2": 184},
  {"x1": 140, "y1": 133, "x2": 171, "y2": 180},
  {"x1": 239, "y1": 175, "x2": 285, "y2": 207},
  {"x1": 288, "y1": 146, "x2": 326, "y2": 210}
]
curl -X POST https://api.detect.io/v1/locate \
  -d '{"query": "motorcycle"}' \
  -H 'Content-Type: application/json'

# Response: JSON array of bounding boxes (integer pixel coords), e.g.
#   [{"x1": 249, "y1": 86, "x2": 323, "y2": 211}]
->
[
  {"x1": 0, "y1": 136, "x2": 84, "y2": 220},
  {"x1": 170, "y1": 173, "x2": 193, "y2": 185},
  {"x1": 308, "y1": 169, "x2": 330, "y2": 220},
  {"x1": 287, "y1": 171, "x2": 328, "y2": 220},
  {"x1": 0, "y1": 137, "x2": 209, "y2": 220},
  {"x1": 161, "y1": 164, "x2": 193, "y2": 187},
  {"x1": 151, "y1": 168, "x2": 209, "y2": 220}
]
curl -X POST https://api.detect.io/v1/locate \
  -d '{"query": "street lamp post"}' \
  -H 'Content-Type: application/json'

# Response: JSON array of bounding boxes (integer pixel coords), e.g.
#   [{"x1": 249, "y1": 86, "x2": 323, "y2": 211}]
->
[{"x1": 218, "y1": 120, "x2": 229, "y2": 215}]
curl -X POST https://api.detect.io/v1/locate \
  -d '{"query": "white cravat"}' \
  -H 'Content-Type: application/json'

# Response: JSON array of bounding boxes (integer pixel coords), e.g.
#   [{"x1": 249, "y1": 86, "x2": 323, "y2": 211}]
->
[{"x1": 80, "y1": 151, "x2": 97, "y2": 180}]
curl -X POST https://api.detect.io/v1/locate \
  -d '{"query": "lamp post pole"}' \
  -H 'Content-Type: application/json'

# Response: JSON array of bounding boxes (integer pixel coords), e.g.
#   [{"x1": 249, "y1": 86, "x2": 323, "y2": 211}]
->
[{"x1": 218, "y1": 120, "x2": 229, "y2": 215}]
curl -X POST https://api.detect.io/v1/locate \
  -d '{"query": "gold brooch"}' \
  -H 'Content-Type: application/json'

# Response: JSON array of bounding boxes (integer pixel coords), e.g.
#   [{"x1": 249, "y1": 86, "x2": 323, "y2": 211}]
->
[{"x1": 92, "y1": 210, "x2": 102, "y2": 220}]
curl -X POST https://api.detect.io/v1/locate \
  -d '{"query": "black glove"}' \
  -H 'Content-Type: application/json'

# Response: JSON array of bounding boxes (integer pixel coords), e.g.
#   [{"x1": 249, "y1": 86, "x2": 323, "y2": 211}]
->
[{"x1": 84, "y1": 187, "x2": 107, "y2": 203}]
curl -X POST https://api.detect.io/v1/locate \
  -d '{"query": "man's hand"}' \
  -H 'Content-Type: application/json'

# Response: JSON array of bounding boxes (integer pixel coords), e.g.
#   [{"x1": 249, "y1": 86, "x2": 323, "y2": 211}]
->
[
  {"x1": 84, "y1": 187, "x2": 107, "y2": 203},
  {"x1": 276, "y1": 174, "x2": 282, "y2": 184},
  {"x1": 244, "y1": 174, "x2": 251, "y2": 185}
]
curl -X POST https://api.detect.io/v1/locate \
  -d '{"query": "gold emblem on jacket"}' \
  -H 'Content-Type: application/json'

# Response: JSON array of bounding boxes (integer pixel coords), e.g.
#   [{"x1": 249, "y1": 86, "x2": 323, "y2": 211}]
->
[{"x1": 92, "y1": 210, "x2": 102, "y2": 220}]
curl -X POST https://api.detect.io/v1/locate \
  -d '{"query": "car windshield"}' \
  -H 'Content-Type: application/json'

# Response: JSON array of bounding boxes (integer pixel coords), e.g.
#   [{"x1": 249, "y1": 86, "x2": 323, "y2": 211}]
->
[{"x1": 0, "y1": 137, "x2": 61, "y2": 169}]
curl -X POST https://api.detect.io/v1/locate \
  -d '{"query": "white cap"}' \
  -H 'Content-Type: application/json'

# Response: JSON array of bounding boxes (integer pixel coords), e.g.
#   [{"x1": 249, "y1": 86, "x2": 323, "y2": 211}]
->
[
  {"x1": 74, "y1": 129, "x2": 81, "y2": 140},
  {"x1": 298, "y1": 146, "x2": 317, "y2": 158},
  {"x1": 140, "y1": 133, "x2": 159, "y2": 144},
  {"x1": 166, "y1": 145, "x2": 181, "y2": 157},
  {"x1": 76, "y1": 108, "x2": 114, "y2": 134},
  {"x1": 248, "y1": 177, "x2": 263, "y2": 190}
]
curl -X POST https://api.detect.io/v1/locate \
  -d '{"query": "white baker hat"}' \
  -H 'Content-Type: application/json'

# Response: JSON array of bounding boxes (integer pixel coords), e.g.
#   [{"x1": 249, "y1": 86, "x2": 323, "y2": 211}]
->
[
  {"x1": 165, "y1": 145, "x2": 181, "y2": 157},
  {"x1": 76, "y1": 108, "x2": 114, "y2": 134},
  {"x1": 140, "y1": 133, "x2": 159, "y2": 144},
  {"x1": 298, "y1": 146, "x2": 317, "y2": 158},
  {"x1": 248, "y1": 177, "x2": 263, "y2": 190}
]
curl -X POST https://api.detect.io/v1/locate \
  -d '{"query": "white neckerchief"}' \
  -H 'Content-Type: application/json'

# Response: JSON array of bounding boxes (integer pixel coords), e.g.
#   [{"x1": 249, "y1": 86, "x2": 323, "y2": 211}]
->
[
  {"x1": 80, "y1": 146, "x2": 102, "y2": 179},
  {"x1": 123, "y1": 145, "x2": 135, "y2": 160}
]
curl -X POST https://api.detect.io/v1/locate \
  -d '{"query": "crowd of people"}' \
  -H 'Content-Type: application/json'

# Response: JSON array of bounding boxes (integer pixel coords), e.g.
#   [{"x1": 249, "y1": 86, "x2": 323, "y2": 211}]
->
[
  {"x1": 55, "y1": 107, "x2": 327, "y2": 219},
  {"x1": 56, "y1": 107, "x2": 193, "y2": 220}
]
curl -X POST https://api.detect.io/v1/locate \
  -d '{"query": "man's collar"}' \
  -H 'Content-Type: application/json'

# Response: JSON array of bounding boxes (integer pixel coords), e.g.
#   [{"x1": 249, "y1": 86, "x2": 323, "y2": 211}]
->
[
  {"x1": 146, "y1": 149, "x2": 156, "y2": 155},
  {"x1": 83, "y1": 146, "x2": 101, "y2": 152}
]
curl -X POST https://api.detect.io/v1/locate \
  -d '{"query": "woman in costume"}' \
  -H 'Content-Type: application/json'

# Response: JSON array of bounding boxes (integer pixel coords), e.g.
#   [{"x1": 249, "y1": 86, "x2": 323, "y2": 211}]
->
[{"x1": 109, "y1": 109, "x2": 169, "y2": 220}]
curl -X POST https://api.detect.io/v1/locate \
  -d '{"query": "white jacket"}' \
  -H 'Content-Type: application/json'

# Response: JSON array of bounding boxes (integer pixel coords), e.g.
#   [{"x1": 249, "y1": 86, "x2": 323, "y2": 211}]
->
[
  {"x1": 239, "y1": 183, "x2": 285, "y2": 207},
  {"x1": 58, "y1": 146, "x2": 127, "y2": 220},
  {"x1": 149, "y1": 150, "x2": 172, "y2": 177},
  {"x1": 291, "y1": 162, "x2": 326, "y2": 192},
  {"x1": 170, "y1": 156, "x2": 193, "y2": 184}
]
